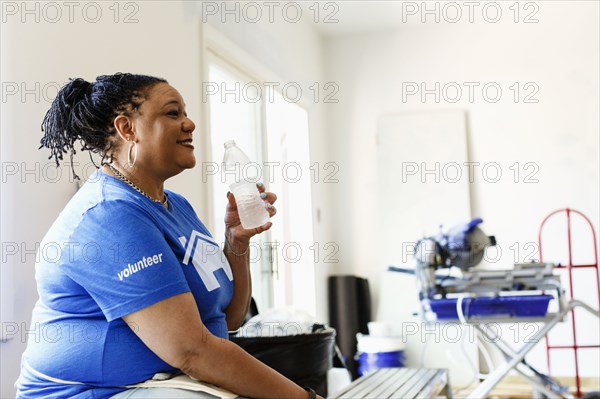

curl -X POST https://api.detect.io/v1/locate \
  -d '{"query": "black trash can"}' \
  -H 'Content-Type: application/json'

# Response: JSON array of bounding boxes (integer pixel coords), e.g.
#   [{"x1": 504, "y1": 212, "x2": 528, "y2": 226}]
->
[
  {"x1": 230, "y1": 327, "x2": 336, "y2": 397},
  {"x1": 328, "y1": 275, "x2": 372, "y2": 379}
]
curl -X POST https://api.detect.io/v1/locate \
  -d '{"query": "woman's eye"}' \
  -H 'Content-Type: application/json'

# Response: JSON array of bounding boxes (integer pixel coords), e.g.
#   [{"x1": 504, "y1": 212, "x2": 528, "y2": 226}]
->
[{"x1": 168, "y1": 111, "x2": 179, "y2": 117}]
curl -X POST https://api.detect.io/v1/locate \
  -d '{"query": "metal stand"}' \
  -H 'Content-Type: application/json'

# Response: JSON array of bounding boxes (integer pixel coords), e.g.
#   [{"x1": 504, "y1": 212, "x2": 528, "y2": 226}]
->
[{"x1": 468, "y1": 300, "x2": 600, "y2": 399}]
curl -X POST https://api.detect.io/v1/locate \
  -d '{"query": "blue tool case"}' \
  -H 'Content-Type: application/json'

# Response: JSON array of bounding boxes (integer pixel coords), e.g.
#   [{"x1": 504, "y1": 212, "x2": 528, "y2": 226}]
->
[{"x1": 427, "y1": 295, "x2": 553, "y2": 319}]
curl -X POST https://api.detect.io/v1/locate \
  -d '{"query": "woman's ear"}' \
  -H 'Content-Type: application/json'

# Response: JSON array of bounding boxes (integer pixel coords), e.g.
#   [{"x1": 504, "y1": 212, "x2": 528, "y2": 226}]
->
[{"x1": 113, "y1": 115, "x2": 135, "y2": 142}]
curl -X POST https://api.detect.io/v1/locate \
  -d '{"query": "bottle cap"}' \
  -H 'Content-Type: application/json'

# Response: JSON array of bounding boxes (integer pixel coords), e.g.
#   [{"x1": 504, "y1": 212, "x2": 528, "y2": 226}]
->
[{"x1": 224, "y1": 140, "x2": 236, "y2": 149}]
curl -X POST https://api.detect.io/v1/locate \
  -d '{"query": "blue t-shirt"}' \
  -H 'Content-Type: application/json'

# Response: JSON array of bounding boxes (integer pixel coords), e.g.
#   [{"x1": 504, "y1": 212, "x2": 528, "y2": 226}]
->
[{"x1": 16, "y1": 170, "x2": 234, "y2": 399}]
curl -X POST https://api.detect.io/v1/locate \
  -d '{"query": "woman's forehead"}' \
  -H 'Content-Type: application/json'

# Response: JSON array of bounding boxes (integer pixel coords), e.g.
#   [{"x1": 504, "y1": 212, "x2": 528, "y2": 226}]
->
[{"x1": 147, "y1": 83, "x2": 184, "y2": 105}]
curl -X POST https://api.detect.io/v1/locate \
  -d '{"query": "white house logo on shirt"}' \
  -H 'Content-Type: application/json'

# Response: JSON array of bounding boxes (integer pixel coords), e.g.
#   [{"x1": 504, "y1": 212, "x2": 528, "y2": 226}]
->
[{"x1": 179, "y1": 230, "x2": 233, "y2": 292}]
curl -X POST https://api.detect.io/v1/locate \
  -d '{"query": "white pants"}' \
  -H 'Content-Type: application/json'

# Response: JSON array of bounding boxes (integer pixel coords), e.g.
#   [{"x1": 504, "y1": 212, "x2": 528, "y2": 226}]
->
[{"x1": 110, "y1": 388, "x2": 220, "y2": 398}]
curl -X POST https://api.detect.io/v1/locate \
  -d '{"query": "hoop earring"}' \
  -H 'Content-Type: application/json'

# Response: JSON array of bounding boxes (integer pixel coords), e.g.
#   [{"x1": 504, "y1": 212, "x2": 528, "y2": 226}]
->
[{"x1": 127, "y1": 141, "x2": 138, "y2": 168}]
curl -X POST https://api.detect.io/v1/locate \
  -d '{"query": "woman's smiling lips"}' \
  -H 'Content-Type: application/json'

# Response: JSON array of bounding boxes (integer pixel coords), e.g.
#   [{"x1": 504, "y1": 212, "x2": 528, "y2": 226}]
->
[{"x1": 176, "y1": 138, "x2": 194, "y2": 149}]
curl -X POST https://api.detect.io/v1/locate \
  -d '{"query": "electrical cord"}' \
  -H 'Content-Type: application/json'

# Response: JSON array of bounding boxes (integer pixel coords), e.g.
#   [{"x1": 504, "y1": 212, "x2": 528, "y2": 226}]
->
[
  {"x1": 462, "y1": 298, "x2": 494, "y2": 379},
  {"x1": 476, "y1": 339, "x2": 494, "y2": 379},
  {"x1": 453, "y1": 295, "x2": 480, "y2": 395}
]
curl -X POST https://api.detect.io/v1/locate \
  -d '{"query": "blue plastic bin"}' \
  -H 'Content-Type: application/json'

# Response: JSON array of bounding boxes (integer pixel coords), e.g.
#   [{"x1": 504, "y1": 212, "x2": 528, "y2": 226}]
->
[
  {"x1": 357, "y1": 351, "x2": 406, "y2": 377},
  {"x1": 428, "y1": 295, "x2": 553, "y2": 320},
  {"x1": 356, "y1": 333, "x2": 405, "y2": 377}
]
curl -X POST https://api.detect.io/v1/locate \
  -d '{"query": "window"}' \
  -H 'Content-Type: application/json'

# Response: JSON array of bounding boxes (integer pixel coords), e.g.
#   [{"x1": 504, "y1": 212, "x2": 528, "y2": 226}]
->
[
  {"x1": 265, "y1": 92, "x2": 316, "y2": 314},
  {"x1": 207, "y1": 54, "x2": 316, "y2": 316}
]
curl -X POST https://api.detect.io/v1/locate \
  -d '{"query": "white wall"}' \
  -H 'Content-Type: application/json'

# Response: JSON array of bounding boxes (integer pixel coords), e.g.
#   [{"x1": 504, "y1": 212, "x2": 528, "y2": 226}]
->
[
  {"x1": 324, "y1": 1, "x2": 599, "y2": 377},
  {"x1": 0, "y1": 2, "x2": 204, "y2": 397}
]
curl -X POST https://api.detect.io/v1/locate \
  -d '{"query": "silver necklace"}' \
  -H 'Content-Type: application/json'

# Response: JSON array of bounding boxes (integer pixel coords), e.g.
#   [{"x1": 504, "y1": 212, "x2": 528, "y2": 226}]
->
[{"x1": 107, "y1": 164, "x2": 168, "y2": 207}]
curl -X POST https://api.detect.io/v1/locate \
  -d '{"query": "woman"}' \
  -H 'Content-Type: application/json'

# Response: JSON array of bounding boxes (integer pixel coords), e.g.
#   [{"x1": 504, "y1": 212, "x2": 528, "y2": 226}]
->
[{"x1": 17, "y1": 73, "x2": 322, "y2": 399}]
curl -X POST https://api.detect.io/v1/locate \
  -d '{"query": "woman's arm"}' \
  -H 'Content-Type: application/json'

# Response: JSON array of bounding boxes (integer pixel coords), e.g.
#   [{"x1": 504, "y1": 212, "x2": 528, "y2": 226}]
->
[
  {"x1": 223, "y1": 235, "x2": 252, "y2": 331},
  {"x1": 123, "y1": 292, "x2": 310, "y2": 399}
]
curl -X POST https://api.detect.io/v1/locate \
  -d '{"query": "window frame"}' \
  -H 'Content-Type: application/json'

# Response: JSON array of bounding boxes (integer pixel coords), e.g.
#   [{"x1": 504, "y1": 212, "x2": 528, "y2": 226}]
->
[{"x1": 201, "y1": 25, "x2": 317, "y2": 314}]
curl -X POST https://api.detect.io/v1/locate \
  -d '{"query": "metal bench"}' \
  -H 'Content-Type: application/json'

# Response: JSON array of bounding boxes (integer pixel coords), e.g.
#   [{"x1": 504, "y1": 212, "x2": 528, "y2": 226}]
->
[{"x1": 328, "y1": 368, "x2": 452, "y2": 399}]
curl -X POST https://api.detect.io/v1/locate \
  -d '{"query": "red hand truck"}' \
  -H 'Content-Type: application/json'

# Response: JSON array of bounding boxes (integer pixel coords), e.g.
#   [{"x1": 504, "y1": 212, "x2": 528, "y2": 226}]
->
[{"x1": 539, "y1": 208, "x2": 600, "y2": 397}]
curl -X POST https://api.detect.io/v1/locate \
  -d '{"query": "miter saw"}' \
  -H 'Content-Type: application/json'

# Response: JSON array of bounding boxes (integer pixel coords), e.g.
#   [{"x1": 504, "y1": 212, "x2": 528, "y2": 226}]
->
[
  {"x1": 412, "y1": 217, "x2": 565, "y2": 321},
  {"x1": 389, "y1": 218, "x2": 599, "y2": 398}
]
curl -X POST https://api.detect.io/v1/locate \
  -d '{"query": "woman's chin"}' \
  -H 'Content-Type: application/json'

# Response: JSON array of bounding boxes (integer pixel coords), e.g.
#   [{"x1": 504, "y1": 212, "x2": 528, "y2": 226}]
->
[{"x1": 182, "y1": 156, "x2": 197, "y2": 169}]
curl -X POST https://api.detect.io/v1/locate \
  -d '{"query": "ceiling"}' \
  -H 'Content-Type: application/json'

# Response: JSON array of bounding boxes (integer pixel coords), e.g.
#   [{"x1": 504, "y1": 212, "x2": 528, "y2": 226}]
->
[{"x1": 299, "y1": 1, "x2": 410, "y2": 37}]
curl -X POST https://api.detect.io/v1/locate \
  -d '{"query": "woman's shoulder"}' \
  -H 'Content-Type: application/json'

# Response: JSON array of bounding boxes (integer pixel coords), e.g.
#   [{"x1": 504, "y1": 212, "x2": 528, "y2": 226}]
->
[
  {"x1": 41, "y1": 171, "x2": 152, "y2": 245},
  {"x1": 69, "y1": 170, "x2": 155, "y2": 219},
  {"x1": 74, "y1": 170, "x2": 203, "y2": 225}
]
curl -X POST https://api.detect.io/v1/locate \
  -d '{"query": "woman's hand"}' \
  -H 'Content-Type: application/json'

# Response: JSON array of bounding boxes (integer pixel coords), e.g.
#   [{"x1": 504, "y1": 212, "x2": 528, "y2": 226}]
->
[{"x1": 224, "y1": 182, "x2": 277, "y2": 247}]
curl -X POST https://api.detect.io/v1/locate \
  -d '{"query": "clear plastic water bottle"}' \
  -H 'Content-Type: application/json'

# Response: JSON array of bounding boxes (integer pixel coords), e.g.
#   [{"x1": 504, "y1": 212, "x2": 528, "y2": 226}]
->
[{"x1": 222, "y1": 140, "x2": 270, "y2": 229}]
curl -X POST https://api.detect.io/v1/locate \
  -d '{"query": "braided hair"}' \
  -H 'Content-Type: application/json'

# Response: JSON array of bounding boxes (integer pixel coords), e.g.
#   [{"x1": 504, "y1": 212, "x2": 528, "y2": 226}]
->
[{"x1": 39, "y1": 73, "x2": 167, "y2": 179}]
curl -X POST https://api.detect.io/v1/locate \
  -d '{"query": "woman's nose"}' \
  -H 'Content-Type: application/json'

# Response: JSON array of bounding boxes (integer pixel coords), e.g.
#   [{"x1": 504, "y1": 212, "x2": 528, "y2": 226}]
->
[{"x1": 183, "y1": 117, "x2": 196, "y2": 133}]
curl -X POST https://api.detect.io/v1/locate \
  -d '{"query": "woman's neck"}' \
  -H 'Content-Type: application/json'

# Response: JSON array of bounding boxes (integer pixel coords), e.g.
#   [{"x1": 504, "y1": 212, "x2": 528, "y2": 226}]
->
[{"x1": 102, "y1": 164, "x2": 166, "y2": 204}]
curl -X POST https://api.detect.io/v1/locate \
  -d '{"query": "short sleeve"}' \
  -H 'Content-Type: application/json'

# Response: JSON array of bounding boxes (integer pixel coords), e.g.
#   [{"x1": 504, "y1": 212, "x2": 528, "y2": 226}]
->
[{"x1": 61, "y1": 200, "x2": 190, "y2": 321}]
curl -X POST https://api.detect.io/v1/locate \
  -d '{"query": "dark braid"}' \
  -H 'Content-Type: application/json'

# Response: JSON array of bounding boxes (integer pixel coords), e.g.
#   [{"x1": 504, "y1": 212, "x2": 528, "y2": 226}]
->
[{"x1": 39, "y1": 73, "x2": 167, "y2": 179}]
